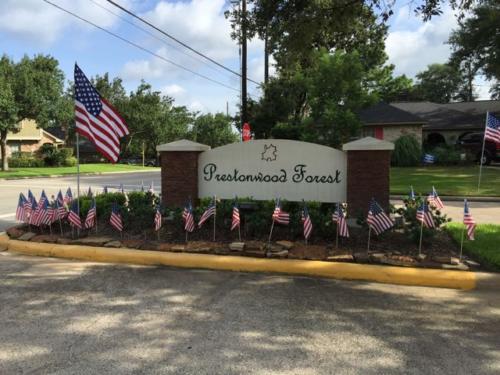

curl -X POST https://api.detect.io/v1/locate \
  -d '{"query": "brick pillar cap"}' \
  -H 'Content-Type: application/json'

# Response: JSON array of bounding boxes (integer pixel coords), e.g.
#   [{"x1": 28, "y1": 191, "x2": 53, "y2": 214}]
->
[
  {"x1": 342, "y1": 137, "x2": 394, "y2": 151},
  {"x1": 156, "y1": 139, "x2": 211, "y2": 152}
]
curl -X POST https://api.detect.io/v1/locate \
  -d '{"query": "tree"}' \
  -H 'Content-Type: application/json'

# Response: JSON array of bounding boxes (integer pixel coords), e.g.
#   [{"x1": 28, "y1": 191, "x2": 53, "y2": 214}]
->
[
  {"x1": 0, "y1": 54, "x2": 65, "y2": 171},
  {"x1": 449, "y1": 0, "x2": 500, "y2": 98},
  {"x1": 190, "y1": 113, "x2": 238, "y2": 148},
  {"x1": 413, "y1": 63, "x2": 462, "y2": 103}
]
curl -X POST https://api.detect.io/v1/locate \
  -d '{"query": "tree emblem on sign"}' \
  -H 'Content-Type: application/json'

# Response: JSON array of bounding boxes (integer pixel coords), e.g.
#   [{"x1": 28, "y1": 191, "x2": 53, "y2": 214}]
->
[{"x1": 261, "y1": 144, "x2": 277, "y2": 162}]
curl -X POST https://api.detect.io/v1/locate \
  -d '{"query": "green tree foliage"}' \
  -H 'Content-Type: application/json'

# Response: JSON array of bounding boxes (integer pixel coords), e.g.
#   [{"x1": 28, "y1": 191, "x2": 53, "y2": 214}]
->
[
  {"x1": 189, "y1": 113, "x2": 238, "y2": 148},
  {"x1": 413, "y1": 63, "x2": 462, "y2": 103},
  {"x1": 391, "y1": 135, "x2": 422, "y2": 167},
  {"x1": 0, "y1": 54, "x2": 66, "y2": 171},
  {"x1": 449, "y1": 0, "x2": 500, "y2": 98}
]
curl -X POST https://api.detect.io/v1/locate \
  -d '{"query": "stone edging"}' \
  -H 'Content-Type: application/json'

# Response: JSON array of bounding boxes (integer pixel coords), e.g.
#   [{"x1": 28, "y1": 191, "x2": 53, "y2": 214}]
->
[{"x1": 0, "y1": 234, "x2": 478, "y2": 290}]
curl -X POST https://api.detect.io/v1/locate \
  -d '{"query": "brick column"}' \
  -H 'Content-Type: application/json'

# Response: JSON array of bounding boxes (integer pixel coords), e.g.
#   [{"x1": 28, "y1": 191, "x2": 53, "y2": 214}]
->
[
  {"x1": 156, "y1": 140, "x2": 210, "y2": 207},
  {"x1": 342, "y1": 137, "x2": 394, "y2": 216}
]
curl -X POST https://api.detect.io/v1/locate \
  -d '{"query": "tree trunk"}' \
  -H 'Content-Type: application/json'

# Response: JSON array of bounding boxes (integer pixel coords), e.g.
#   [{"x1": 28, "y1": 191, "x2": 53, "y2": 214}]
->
[{"x1": 1, "y1": 129, "x2": 8, "y2": 171}]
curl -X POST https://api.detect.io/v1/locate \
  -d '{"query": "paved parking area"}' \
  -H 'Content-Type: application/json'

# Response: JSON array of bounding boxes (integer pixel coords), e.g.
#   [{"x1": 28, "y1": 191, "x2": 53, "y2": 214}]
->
[{"x1": 1, "y1": 252, "x2": 499, "y2": 374}]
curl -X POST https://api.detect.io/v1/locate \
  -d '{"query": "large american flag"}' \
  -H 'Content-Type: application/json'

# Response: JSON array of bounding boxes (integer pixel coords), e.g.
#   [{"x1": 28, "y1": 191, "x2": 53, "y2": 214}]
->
[
  {"x1": 110, "y1": 202, "x2": 123, "y2": 232},
  {"x1": 302, "y1": 204, "x2": 313, "y2": 240},
  {"x1": 485, "y1": 112, "x2": 500, "y2": 143},
  {"x1": 183, "y1": 201, "x2": 195, "y2": 232},
  {"x1": 463, "y1": 199, "x2": 476, "y2": 240},
  {"x1": 231, "y1": 201, "x2": 240, "y2": 231},
  {"x1": 74, "y1": 64, "x2": 129, "y2": 163},
  {"x1": 367, "y1": 198, "x2": 394, "y2": 235},
  {"x1": 84, "y1": 199, "x2": 97, "y2": 229},
  {"x1": 198, "y1": 198, "x2": 216, "y2": 228},
  {"x1": 416, "y1": 202, "x2": 435, "y2": 228},
  {"x1": 272, "y1": 199, "x2": 290, "y2": 225},
  {"x1": 154, "y1": 205, "x2": 162, "y2": 231},
  {"x1": 16, "y1": 193, "x2": 27, "y2": 222},
  {"x1": 68, "y1": 201, "x2": 82, "y2": 229},
  {"x1": 428, "y1": 187, "x2": 444, "y2": 210},
  {"x1": 336, "y1": 205, "x2": 349, "y2": 238}
]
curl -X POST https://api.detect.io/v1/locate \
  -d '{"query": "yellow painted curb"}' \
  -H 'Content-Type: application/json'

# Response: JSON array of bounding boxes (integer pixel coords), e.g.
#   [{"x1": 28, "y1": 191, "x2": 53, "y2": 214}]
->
[{"x1": 1, "y1": 234, "x2": 476, "y2": 290}]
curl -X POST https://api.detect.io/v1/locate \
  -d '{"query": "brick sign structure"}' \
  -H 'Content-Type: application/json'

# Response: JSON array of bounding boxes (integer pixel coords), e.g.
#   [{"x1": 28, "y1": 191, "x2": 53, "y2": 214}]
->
[{"x1": 157, "y1": 137, "x2": 394, "y2": 216}]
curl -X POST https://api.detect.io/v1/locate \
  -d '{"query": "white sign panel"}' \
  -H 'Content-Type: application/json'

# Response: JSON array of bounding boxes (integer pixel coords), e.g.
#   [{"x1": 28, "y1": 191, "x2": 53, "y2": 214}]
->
[{"x1": 198, "y1": 139, "x2": 347, "y2": 202}]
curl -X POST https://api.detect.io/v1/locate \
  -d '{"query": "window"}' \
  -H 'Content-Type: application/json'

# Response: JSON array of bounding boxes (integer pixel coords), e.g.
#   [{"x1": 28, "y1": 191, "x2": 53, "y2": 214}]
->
[{"x1": 9, "y1": 141, "x2": 20, "y2": 154}]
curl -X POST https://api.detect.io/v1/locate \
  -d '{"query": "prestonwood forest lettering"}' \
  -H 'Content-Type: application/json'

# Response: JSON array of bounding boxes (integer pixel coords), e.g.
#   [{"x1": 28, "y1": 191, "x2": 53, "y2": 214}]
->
[{"x1": 202, "y1": 163, "x2": 342, "y2": 184}]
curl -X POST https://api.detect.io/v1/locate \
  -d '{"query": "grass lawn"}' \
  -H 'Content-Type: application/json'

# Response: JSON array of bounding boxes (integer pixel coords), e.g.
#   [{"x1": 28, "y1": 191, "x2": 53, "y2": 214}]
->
[
  {"x1": 446, "y1": 223, "x2": 500, "y2": 271},
  {"x1": 0, "y1": 164, "x2": 159, "y2": 179},
  {"x1": 391, "y1": 166, "x2": 500, "y2": 197}
]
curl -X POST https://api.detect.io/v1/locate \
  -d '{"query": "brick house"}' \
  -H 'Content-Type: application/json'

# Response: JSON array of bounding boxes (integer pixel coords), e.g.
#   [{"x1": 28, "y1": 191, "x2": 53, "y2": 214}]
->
[{"x1": 5, "y1": 119, "x2": 64, "y2": 158}]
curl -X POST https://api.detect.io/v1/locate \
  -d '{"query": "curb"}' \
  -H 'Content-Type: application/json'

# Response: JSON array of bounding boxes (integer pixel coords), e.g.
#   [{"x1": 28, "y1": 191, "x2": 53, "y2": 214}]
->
[
  {"x1": 0, "y1": 169, "x2": 160, "y2": 181},
  {"x1": 0, "y1": 235, "x2": 477, "y2": 290},
  {"x1": 390, "y1": 195, "x2": 500, "y2": 203}
]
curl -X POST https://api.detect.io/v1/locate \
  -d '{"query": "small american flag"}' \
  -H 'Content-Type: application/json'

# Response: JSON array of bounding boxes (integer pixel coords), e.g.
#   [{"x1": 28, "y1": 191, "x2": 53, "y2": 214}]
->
[
  {"x1": 484, "y1": 112, "x2": 500, "y2": 143},
  {"x1": 367, "y1": 198, "x2": 394, "y2": 235},
  {"x1": 148, "y1": 182, "x2": 154, "y2": 194},
  {"x1": 272, "y1": 198, "x2": 289, "y2": 225},
  {"x1": 409, "y1": 186, "x2": 416, "y2": 200},
  {"x1": 64, "y1": 187, "x2": 73, "y2": 205},
  {"x1": 53, "y1": 199, "x2": 65, "y2": 222},
  {"x1": 23, "y1": 191, "x2": 32, "y2": 222},
  {"x1": 87, "y1": 186, "x2": 93, "y2": 198},
  {"x1": 463, "y1": 199, "x2": 476, "y2": 240},
  {"x1": 183, "y1": 201, "x2": 195, "y2": 232},
  {"x1": 110, "y1": 202, "x2": 123, "y2": 232},
  {"x1": 416, "y1": 202, "x2": 435, "y2": 228},
  {"x1": 336, "y1": 205, "x2": 349, "y2": 238},
  {"x1": 56, "y1": 190, "x2": 67, "y2": 218},
  {"x1": 74, "y1": 64, "x2": 129, "y2": 163},
  {"x1": 16, "y1": 193, "x2": 27, "y2": 222},
  {"x1": 28, "y1": 193, "x2": 37, "y2": 225},
  {"x1": 68, "y1": 201, "x2": 82, "y2": 229},
  {"x1": 33, "y1": 191, "x2": 49, "y2": 226},
  {"x1": 332, "y1": 203, "x2": 340, "y2": 223},
  {"x1": 428, "y1": 186, "x2": 444, "y2": 210},
  {"x1": 231, "y1": 200, "x2": 240, "y2": 231},
  {"x1": 84, "y1": 199, "x2": 97, "y2": 229},
  {"x1": 198, "y1": 198, "x2": 216, "y2": 228},
  {"x1": 154, "y1": 205, "x2": 162, "y2": 231},
  {"x1": 423, "y1": 154, "x2": 435, "y2": 164},
  {"x1": 302, "y1": 204, "x2": 313, "y2": 240},
  {"x1": 103, "y1": 186, "x2": 108, "y2": 194}
]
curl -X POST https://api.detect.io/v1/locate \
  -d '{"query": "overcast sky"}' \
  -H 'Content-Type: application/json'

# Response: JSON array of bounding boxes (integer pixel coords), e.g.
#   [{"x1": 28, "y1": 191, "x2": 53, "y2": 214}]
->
[{"x1": 0, "y1": 0, "x2": 492, "y2": 115}]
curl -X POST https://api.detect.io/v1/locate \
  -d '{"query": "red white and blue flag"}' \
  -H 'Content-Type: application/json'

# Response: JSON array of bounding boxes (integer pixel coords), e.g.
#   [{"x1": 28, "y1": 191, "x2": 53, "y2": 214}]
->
[
  {"x1": 64, "y1": 187, "x2": 73, "y2": 206},
  {"x1": 332, "y1": 203, "x2": 340, "y2": 223},
  {"x1": 183, "y1": 200, "x2": 195, "y2": 233},
  {"x1": 367, "y1": 198, "x2": 394, "y2": 235},
  {"x1": 16, "y1": 193, "x2": 27, "y2": 222},
  {"x1": 33, "y1": 190, "x2": 49, "y2": 226},
  {"x1": 74, "y1": 64, "x2": 129, "y2": 163},
  {"x1": 336, "y1": 205, "x2": 349, "y2": 238},
  {"x1": 68, "y1": 201, "x2": 82, "y2": 229},
  {"x1": 110, "y1": 202, "x2": 123, "y2": 232},
  {"x1": 56, "y1": 190, "x2": 67, "y2": 218},
  {"x1": 302, "y1": 203, "x2": 313, "y2": 240},
  {"x1": 416, "y1": 202, "x2": 435, "y2": 228},
  {"x1": 84, "y1": 199, "x2": 97, "y2": 229},
  {"x1": 463, "y1": 199, "x2": 476, "y2": 240},
  {"x1": 485, "y1": 112, "x2": 500, "y2": 143},
  {"x1": 428, "y1": 186, "x2": 444, "y2": 210},
  {"x1": 28, "y1": 192, "x2": 38, "y2": 225},
  {"x1": 231, "y1": 200, "x2": 240, "y2": 231},
  {"x1": 198, "y1": 198, "x2": 216, "y2": 228},
  {"x1": 154, "y1": 205, "x2": 162, "y2": 231},
  {"x1": 272, "y1": 199, "x2": 290, "y2": 225}
]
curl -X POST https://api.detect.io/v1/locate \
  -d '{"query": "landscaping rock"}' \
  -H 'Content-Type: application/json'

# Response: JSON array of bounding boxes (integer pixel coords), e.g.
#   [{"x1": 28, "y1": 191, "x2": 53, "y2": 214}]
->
[
  {"x1": 450, "y1": 257, "x2": 460, "y2": 266},
  {"x1": 245, "y1": 241, "x2": 266, "y2": 250},
  {"x1": 18, "y1": 232, "x2": 37, "y2": 241},
  {"x1": 441, "y1": 263, "x2": 469, "y2": 271},
  {"x1": 464, "y1": 259, "x2": 480, "y2": 268},
  {"x1": 417, "y1": 254, "x2": 427, "y2": 261},
  {"x1": 30, "y1": 235, "x2": 58, "y2": 243},
  {"x1": 104, "y1": 240, "x2": 122, "y2": 248},
  {"x1": 276, "y1": 240, "x2": 294, "y2": 250},
  {"x1": 267, "y1": 249, "x2": 288, "y2": 258},
  {"x1": 170, "y1": 244, "x2": 186, "y2": 252},
  {"x1": 56, "y1": 238, "x2": 73, "y2": 245},
  {"x1": 77, "y1": 236, "x2": 114, "y2": 246},
  {"x1": 229, "y1": 242, "x2": 245, "y2": 251},
  {"x1": 121, "y1": 239, "x2": 144, "y2": 249},
  {"x1": 267, "y1": 245, "x2": 283, "y2": 253},
  {"x1": 186, "y1": 246, "x2": 211, "y2": 254},
  {"x1": 6, "y1": 226, "x2": 24, "y2": 239},
  {"x1": 353, "y1": 252, "x2": 369, "y2": 263},
  {"x1": 379, "y1": 256, "x2": 417, "y2": 267},
  {"x1": 289, "y1": 245, "x2": 327, "y2": 260},
  {"x1": 243, "y1": 248, "x2": 267, "y2": 258},
  {"x1": 432, "y1": 256, "x2": 454, "y2": 264},
  {"x1": 327, "y1": 254, "x2": 354, "y2": 262},
  {"x1": 369, "y1": 253, "x2": 386, "y2": 262},
  {"x1": 214, "y1": 248, "x2": 230, "y2": 255}
]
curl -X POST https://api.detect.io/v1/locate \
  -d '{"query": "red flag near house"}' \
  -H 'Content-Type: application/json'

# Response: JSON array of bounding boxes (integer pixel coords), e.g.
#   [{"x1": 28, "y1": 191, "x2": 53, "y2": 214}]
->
[{"x1": 242, "y1": 122, "x2": 251, "y2": 142}]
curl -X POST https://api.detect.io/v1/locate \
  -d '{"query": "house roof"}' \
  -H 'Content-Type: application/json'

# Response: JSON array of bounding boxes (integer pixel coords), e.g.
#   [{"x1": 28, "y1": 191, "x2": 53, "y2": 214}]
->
[
  {"x1": 442, "y1": 100, "x2": 500, "y2": 116},
  {"x1": 357, "y1": 102, "x2": 426, "y2": 126},
  {"x1": 7, "y1": 119, "x2": 64, "y2": 144}
]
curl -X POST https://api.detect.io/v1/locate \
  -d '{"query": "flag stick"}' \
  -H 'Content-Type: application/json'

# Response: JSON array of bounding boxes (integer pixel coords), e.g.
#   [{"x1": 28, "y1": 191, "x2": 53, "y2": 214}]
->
[
  {"x1": 213, "y1": 195, "x2": 217, "y2": 242},
  {"x1": 58, "y1": 215, "x2": 63, "y2": 236},
  {"x1": 49, "y1": 223, "x2": 52, "y2": 236},
  {"x1": 185, "y1": 230, "x2": 188, "y2": 243},
  {"x1": 367, "y1": 227, "x2": 371, "y2": 252},
  {"x1": 477, "y1": 111, "x2": 489, "y2": 192},
  {"x1": 238, "y1": 224, "x2": 241, "y2": 242},
  {"x1": 418, "y1": 219, "x2": 424, "y2": 255},
  {"x1": 157, "y1": 229, "x2": 160, "y2": 241},
  {"x1": 267, "y1": 220, "x2": 275, "y2": 245},
  {"x1": 76, "y1": 132, "x2": 81, "y2": 238},
  {"x1": 459, "y1": 225, "x2": 465, "y2": 261},
  {"x1": 336, "y1": 222, "x2": 339, "y2": 249}
]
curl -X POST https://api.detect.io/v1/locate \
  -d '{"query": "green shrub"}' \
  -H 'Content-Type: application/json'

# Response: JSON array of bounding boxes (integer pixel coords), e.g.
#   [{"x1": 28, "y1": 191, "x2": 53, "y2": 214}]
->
[
  {"x1": 391, "y1": 135, "x2": 421, "y2": 167},
  {"x1": 431, "y1": 145, "x2": 462, "y2": 165},
  {"x1": 39, "y1": 145, "x2": 76, "y2": 167},
  {"x1": 8, "y1": 153, "x2": 44, "y2": 167}
]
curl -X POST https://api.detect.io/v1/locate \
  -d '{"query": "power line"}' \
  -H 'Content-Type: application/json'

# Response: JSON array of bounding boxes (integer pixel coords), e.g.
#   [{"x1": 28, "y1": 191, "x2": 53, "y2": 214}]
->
[
  {"x1": 88, "y1": 0, "x2": 230, "y2": 78},
  {"x1": 42, "y1": 0, "x2": 239, "y2": 92},
  {"x1": 104, "y1": 0, "x2": 260, "y2": 86}
]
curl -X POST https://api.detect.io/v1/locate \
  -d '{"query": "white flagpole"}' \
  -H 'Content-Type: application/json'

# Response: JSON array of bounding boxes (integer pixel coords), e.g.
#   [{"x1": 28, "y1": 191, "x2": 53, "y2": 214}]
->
[
  {"x1": 459, "y1": 225, "x2": 465, "y2": 261},
  {"x1": 336, "y1": 219, "x2": 339, "y2": 249},
  {"x1": 477, "y1": 111, "x2": 489, "y2": 192},
  {"x1": 213, "y1": 195, "x2": 217, "y2": 242},
  {"x1": 367, "y1": 227, "x2": 371, "y2": 252},
  {"x1": 76, "y1": 132, "x2": 81, "y2": 237},
  {"x1": 267, "y1": 220, "x2": 275, "y2": 245}
]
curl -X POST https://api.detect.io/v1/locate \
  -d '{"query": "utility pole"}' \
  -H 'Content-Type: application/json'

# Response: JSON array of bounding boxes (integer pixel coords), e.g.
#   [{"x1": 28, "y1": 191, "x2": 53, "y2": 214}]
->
[{"x1": 241, "y1": 0, "x2": 248, "y2": 127}]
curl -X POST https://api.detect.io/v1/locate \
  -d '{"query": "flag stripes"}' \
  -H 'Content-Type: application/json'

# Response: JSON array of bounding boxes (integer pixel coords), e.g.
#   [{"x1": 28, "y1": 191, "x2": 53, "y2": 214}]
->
[
  {"x1": 463, "y1": 199, "x2": 476, "y2": 240},
  {"x1": 367, "y1": 198, "x2": 393, "y2": 235}
]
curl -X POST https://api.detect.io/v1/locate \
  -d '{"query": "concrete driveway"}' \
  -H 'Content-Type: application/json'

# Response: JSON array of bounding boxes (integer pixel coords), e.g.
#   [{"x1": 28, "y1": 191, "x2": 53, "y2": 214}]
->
[{"x1": 1, "y1": 252, "x2": 499, "y2": 374}]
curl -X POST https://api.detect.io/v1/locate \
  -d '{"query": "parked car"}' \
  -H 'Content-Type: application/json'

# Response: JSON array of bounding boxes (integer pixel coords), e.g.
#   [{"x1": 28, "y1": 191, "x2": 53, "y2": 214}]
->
[
  {"x1": 120, "y1": 157, "x2": 159, "y2": 167},
  {"x1": 457, "y1": 132, "x2": 500, "y2": 165}
]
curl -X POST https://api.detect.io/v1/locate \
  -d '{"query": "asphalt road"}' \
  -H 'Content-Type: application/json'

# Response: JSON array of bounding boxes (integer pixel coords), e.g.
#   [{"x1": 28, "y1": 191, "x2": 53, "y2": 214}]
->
[
  {"x1": 0, "y1": 252, "x2": 499, "y2": 374},
  {"x1": 0, "y1": 171, "x2": 161, "y2": 231}
]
